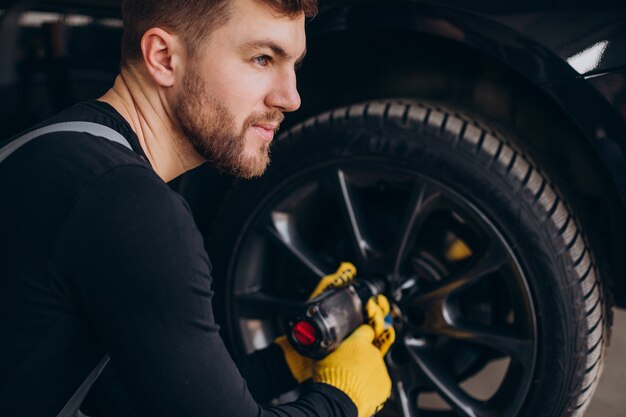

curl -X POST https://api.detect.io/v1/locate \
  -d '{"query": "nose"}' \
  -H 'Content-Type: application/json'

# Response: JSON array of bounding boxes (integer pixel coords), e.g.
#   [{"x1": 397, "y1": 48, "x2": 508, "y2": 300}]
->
[{"x1": 266, "y1": 68, "x2": 301, "y2": 113}]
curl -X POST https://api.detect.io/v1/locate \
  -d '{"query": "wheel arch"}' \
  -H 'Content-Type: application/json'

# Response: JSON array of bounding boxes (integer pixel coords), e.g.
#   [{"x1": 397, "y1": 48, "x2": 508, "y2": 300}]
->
[{"x1": 287, "y1": 2, "x2": 626, "y2": 307}]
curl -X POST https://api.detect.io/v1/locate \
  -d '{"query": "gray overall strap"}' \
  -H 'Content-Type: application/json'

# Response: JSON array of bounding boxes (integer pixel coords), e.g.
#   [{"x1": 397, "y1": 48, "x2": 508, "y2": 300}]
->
[
  {"x1": 0, "y1": 121, "x2": 124, "y2": 417},
  {"x1": 57, "y1": 355, "x2": 110, "y2": 417},
  {"x1": 0, "y1": 121, "x2": 132, "y2": 163}
]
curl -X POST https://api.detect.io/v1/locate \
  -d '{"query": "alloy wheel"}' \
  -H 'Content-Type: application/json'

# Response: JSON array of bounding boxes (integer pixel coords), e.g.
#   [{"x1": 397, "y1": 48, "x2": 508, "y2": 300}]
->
[{"x1": 226, "y1": 161, "x2": 537, "y2": 417}]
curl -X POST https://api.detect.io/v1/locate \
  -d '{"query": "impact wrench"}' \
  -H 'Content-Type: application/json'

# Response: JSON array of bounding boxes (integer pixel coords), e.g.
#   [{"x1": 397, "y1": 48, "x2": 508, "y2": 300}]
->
[{"x1": 286, "y1": 278, "x2": 390, "y2": 359}]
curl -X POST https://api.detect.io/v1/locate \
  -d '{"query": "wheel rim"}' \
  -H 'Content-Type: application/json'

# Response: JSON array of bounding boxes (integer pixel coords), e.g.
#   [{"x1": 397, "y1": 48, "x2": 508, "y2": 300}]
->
[{"x1": 226, "y1": 158, "x2": 538, "y2": 417}]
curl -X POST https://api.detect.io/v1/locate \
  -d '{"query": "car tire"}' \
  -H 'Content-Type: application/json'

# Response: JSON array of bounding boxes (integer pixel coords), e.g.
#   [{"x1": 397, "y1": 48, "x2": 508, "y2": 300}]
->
[{"x1": 208, "y1": 99, "x2": 609, "y2": 417}]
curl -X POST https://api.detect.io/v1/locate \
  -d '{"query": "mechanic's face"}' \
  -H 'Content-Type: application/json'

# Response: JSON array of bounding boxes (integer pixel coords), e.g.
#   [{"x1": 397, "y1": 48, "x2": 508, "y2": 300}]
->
[{"x1": 172, "y1": 0, "x2": 306, "y2": 178}]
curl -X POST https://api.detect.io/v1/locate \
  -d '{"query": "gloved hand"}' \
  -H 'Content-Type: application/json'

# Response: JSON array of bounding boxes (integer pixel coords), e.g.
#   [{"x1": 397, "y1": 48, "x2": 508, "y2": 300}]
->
[
  {"x1": 312, "y1": 295, "x2": 395, "y2": 417},
  {"x1": 275, "y1": 262, "x2": 358, "y2": 383},
  {"x1": 309, "y1": 261, "x2": 357, "y2": 298},
  {"x1": 366, "y1": 295, "x2": 395, "y2": 355}
]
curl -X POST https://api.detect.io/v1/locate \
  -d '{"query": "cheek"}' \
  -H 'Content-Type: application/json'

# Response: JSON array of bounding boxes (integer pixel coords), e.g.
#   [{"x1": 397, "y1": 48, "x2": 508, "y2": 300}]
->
[
  {"x1": 222, "y1": 64, "x2": 273, "y2": 114},
  {"x1": 198, "y1": 58, "x2": 273, "y2": 129}
]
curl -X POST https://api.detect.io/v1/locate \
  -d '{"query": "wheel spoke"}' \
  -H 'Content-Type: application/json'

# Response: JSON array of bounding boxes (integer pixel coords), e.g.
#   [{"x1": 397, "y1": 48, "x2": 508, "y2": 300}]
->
[
  {"x1": 263, "y1": 211, "x2": 332, "y2": 279},
  {"x1": 405, "y1": 341, "x2": 495, "y2": 417},
  {"x1": 318, "y1": 169, "x2": 372, "y2": 264},
  {"x1": 392, "y1": 181, "x2": 444, "y2": 278},
  {"x1": 393, "y1": 380, "x2": 420, "y2": 417},
  {"x1": 413, "y1": 244, "x2": 509, "y2": 305},
  {"x1": 234, "y1": 291, "x2": 303, "y2": 318},
  {"x1": 386, "y1": 356, "x2": 421, "y2": 417},
  {"x1": 337, "y1": 169, "x2": 370, "y2": 262},
  {"x1": 436, "y1": 323, "x2": 534, "y2": 367}
]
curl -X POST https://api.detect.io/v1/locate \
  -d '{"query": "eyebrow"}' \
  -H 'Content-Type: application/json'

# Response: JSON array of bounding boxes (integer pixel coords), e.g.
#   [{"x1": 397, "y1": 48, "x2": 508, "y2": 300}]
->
[{"x1": 244, "y1": 39, "x2": 307, "y2": 66}]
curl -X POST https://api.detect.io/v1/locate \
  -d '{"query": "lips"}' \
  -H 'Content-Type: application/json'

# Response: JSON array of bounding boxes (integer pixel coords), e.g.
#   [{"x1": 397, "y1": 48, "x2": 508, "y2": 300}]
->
[
  {"x1": 251, "y1": 124, "x2": 278, "y2": 141},
  {"x1": 248, "y1": 110, "x2": 284, "y2": 142}
]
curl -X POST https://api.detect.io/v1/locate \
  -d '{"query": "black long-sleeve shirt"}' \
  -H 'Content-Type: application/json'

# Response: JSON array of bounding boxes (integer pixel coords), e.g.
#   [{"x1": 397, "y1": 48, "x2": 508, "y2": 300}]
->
[{"x1": 0, "y1": 101, "x2": 355, "y2": 417}]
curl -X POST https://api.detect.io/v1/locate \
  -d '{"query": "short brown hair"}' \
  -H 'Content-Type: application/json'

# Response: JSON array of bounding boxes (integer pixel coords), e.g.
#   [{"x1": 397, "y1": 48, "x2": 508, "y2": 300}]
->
[{"x1": 120, "y1": 0, "x2": 318, "y2": 66}]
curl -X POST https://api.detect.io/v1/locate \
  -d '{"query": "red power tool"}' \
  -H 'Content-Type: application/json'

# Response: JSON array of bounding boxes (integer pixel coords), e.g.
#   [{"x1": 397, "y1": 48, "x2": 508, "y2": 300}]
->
[{"x1": 286, "y1": 278, "x2": 387, "y2": 359}]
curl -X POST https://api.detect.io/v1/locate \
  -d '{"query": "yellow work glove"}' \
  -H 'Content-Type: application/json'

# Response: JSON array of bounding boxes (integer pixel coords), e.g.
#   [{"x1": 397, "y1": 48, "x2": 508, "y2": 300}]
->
[
  {"x1": 313, "y1": 295, "x2": 395, "y2": 417},
  {"x1": 366, "y1": 294, "x2": 395, "y2": 355},
  {"x1": 275, "y1": 262, "x2": 358, "y2": 383},
  {"x1": 309, "y1": 262, "x2": 357, "y2": 298},
  {"x1": 274, "y1": 335, "x2": 312, "y2": 383}
]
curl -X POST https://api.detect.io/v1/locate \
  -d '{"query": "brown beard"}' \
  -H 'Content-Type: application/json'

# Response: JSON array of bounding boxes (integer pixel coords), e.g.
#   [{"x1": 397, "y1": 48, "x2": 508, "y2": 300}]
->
[{"x1": 172, "y1": 68, "x2": 283, "y2": 178}]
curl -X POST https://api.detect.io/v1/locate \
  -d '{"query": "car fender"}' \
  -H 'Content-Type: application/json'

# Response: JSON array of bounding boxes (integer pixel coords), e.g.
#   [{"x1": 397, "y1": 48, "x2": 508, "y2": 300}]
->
[{"x1": 304, "y1": 1, "x2": 626, "y2": 207}]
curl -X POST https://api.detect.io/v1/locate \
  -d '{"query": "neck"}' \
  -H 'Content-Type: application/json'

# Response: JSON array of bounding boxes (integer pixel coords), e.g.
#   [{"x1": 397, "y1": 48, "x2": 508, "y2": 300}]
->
[{"x1": 98, "y1": 66, "x2": 205, "y2": 182}]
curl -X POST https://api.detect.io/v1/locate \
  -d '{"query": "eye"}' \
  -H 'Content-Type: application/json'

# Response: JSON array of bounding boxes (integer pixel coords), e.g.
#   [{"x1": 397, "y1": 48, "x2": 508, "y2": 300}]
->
[{"x1": 253, "y1": 55, "x2": 272, "y2": 67}]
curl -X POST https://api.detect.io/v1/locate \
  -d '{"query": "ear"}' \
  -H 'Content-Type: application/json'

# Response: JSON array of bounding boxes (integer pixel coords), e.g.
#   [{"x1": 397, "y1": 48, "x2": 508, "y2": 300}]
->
[{"x1": 140, "y1": 27, "x2": 182, "y2": 88}]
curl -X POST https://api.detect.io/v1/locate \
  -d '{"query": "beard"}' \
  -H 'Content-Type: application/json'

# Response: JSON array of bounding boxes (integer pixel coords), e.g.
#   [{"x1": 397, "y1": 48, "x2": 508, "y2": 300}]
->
[{"x1": 172, "y1": 68, "x2": 284, "y2": 179}]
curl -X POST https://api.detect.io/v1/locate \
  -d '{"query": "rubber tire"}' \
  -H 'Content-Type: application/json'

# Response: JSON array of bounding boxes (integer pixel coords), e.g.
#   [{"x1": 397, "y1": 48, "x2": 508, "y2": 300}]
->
[{"x1": 208, "y1": 99, "x2": 608, "y2": 417}]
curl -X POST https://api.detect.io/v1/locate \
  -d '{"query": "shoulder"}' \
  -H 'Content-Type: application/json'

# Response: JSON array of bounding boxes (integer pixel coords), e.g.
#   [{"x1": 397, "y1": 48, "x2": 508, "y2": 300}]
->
[
  {"x1": 27, "y1": 129, "x2": 147, "y2": 177},
  {"x1": 82, "y1": 163, "x2": 184, "y2": 212},
  {"x1": 1, "y1": 100, "x2": 149, "y2": 185},
  {"x1": 54, "y1": 163, "x2": 205, "y2": 273},
  {"x1": 1, "y1": 128, "x2": 152, "y2": 202},
  {"x1": 55, "y1": 162, "x2": 196, "y2": 250}
]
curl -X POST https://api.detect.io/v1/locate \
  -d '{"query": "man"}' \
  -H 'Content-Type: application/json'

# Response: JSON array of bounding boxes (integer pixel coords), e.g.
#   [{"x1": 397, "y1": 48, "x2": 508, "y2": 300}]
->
[{"x1": 0, "y1": 1, "x2": 394, "y2": 416}]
